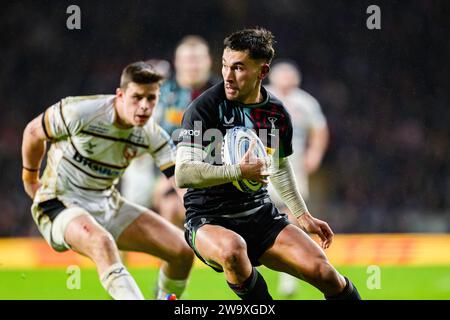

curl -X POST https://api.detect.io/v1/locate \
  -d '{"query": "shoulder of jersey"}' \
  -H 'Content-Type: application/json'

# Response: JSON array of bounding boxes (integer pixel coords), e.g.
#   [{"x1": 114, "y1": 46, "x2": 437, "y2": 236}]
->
[
  {"x1": 61, "y1": 95, "x2": 114, "y2": 112},
  {"x1": 185, "y1": 82, "x2": 224, "y2": 113},
  {"x1": 60, "y1": 95, "x2": 114, "y2": 122},
  {"x1": 265, "y1": 88, "x2": 284, "y2": 107}
]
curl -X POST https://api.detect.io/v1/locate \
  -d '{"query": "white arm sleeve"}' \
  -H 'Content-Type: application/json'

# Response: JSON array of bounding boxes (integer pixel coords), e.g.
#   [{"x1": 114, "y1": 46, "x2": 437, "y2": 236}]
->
[
  {"x1": 269, "y1": 156, "x2": 308, "y2": 218},
  {"x1": 175, "y1": 144, "x2": 242, "y2": 188}
]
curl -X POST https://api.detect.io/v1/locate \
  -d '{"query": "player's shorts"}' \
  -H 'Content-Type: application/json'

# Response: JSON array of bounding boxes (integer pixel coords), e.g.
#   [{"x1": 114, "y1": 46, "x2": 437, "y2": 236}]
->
[
  {"x1": 31, "y1": 188, "x2": 147, "y2": 252},
  {"x1": 184, "y1": 202, "x2": 290, "y2": 272}
]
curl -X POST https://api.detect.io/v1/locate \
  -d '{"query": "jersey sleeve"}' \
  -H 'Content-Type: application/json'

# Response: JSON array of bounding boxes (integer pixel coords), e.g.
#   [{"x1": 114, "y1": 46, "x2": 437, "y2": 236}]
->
[
  {"x1": 42, "y1": 97, "x2": 86, "y2": 140},
  {"x1": 146, "y1": 119, "x2": 176, "y2": 177}
]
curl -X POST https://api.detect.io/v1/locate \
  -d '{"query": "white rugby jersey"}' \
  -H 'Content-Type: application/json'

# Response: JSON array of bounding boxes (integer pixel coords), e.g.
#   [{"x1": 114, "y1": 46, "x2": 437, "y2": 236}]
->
[
  {"x1": 265, "y1": 86, "x2": 326, "y2": 196},
  {"x1": 37, "y1": 95, "x2": 175, "y2": 201},
  {"x1": 265, "y1": 86, "x2": 326, "y2": 159}
]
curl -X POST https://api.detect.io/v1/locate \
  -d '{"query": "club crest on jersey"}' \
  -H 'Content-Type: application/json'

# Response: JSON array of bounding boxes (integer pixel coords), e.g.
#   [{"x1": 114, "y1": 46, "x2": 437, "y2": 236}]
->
[
  {"x1": 123, "y1": 145, "x2": 138, "y2": 161},
  {"x1": 268, "y1": 117, "x2": 277, "y2": 136}
]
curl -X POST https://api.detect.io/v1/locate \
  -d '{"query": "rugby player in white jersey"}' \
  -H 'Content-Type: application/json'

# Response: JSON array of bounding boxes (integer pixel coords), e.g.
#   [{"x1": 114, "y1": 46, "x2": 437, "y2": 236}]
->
[
  {"x1": 266, "y1": 60, "x2": 329, "y2": 297},
  {"x1": 122, "y1": 36, "x2": 216, "y2": 229},
  {"x1": 21, "y1": 61, "x2": 194, "y2": 300}
]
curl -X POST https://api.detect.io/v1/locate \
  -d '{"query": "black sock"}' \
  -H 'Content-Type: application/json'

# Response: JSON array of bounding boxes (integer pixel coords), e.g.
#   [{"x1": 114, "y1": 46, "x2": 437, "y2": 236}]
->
[
  {"x1": 325, "y1": 276, "x2": 361, "y2": 300},
  {"x1": 227, "y1": 268, "x2": 273, "y2": 300}
]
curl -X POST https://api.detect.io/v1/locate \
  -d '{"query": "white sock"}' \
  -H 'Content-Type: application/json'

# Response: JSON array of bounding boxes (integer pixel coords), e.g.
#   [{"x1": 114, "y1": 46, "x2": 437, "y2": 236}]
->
[
  {"x1": 100, "y1": 263, "x2": 144, "y2": 300},
  {"x1": 156, "y1": 268, "x2": 188, "y2": 300}
]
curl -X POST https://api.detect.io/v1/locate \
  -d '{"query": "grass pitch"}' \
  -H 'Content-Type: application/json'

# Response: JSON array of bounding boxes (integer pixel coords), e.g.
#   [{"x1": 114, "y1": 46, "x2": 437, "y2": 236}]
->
[{"x1": 0, "y1": 265, "x2": 449, "y2": 300}]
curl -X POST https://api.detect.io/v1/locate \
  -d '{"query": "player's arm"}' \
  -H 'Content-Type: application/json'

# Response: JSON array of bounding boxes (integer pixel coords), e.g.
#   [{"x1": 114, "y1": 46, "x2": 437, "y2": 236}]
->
[
  {"x1": 175, "y1": 139, "x2": 268, "y2": 189},
  {"x1": 269, "y1": 156, "x2": 334, "y2": 249},
  {"x1": 21, "y1": 113, "x2": 49, "y2": 199},
  {"x1": 175, "y1": 143, "x2": 241, "y2": 188},
  {"x1": 304, "y1": 124, "x2": 329, "y2": 174}
]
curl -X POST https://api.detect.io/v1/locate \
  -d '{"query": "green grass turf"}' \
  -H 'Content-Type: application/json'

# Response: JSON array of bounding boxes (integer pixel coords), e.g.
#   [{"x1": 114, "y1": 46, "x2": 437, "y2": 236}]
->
[{"x1": 0, "y1": 265, "x2": 449, "y2": 300}]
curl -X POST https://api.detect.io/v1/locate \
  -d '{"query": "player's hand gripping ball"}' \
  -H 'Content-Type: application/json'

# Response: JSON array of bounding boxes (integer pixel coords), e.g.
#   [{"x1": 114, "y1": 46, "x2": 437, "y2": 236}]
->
[{"x1": 222, "y1": 126, "x2": 269, "y2": 192}]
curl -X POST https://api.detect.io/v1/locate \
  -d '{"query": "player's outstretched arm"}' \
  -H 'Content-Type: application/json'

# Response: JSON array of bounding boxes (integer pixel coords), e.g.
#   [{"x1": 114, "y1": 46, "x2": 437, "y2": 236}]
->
[
  {"x1": 269, "y1": 156, "x2": 334, "y2": 249},
  {"x1": 21, "y1": 113, "x2": 48, "y2": 199}
]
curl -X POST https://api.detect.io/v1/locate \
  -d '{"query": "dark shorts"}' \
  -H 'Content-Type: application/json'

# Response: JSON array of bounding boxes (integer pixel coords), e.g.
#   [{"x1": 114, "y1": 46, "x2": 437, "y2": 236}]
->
[{"x1": 184, "y1": 202, "x2": 290, "y2": 272}]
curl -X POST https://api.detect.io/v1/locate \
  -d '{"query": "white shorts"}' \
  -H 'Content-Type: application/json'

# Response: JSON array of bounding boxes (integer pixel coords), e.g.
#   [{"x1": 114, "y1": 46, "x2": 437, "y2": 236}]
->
[{"x1": 31, "y1": 188, "x2": 147, "y2": 252}]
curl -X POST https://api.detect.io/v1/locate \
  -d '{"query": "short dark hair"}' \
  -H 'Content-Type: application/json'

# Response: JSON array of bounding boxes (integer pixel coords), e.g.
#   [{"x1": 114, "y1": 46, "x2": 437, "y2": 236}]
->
[
  {"x1": 120, "y1": 61, "x2": 164, "y2": 89},
  {"x1": 223, "y1": 27, "x2": 275, "y2": 63}
]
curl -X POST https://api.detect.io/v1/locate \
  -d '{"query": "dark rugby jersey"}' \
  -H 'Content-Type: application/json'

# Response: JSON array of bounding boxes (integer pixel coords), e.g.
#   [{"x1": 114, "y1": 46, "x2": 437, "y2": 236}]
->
[{"x1": 179, "y1": 81, "x2": 293, "y2": 219}]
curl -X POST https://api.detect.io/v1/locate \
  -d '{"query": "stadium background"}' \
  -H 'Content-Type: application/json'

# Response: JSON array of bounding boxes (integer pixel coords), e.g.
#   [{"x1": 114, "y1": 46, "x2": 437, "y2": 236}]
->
[{"x1": 0, "y1": 0, "x2": 449, "y2": 299}]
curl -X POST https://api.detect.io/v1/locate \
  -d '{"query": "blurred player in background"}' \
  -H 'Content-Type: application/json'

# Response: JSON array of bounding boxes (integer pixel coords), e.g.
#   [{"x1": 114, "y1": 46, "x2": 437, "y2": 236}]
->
[
  {"x1": 266, "y1": 60, "x2": 329, "y2": 297},
  {"x1": 21, "y1": 61, "x2": 194, "y2": 300},
  {"x1": 176, "y1": 27, "x2": 360, "y2": 300},
  {"x1": 121, "y1": 35, "x2": 218, "y2": 228}
]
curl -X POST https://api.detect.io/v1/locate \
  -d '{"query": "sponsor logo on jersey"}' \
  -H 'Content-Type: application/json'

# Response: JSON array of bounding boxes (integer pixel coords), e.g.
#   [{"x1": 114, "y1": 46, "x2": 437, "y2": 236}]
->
[
  {"x1": 128, "y1": 132, "x2": 145, "y2": 144},
  {"x1": 179, "y1": 129, "x2": 201, "y2": 138},
  {"x1": 223, "y1": 115, "x2": 235, "y2": 127},
  {"x1": 73, "y1": 151, "x2": 121, "y2": 177},
  {"x1": 86, "y1": 123, "x2": 109, "y2": 134}
]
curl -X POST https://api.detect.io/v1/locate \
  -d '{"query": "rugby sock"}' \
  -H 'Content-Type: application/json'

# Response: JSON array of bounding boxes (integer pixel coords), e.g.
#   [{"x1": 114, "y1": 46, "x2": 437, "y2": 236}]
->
[
  {"x1": 100, "y1": 263, "x2": 144, "y2": 300},
  {"x1": 227, "y1": 267, "x2": 273, "y2": 300},
  {"x1": 325, "y1": 276, "x2": 361, "y2": 300},
  {"x1": 156, "y1": 268, "x2": 188, "y2": 300}
]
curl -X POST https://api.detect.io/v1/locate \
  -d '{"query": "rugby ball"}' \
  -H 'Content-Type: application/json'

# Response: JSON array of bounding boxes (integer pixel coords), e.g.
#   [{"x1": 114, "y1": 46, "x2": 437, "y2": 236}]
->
[{"x1": 222, "y1": 126, "x2": 268, "y2": 193}]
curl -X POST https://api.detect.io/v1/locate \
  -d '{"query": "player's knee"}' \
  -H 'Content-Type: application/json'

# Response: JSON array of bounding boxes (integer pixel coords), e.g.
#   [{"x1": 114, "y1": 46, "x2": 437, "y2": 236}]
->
[
  {"x1": 178, "y1": 243, "x2": 195, "y2": 266},
  {"x1": 167, "y1": 240, "x2": 195, "y2": 267},
  {"x1": 218, "y1": 237, "x2": 248, "y2": 268},
  {"x1": 90, "y1": 232, "x2": 117, "y2": 258},
  {"x1": 309, "y1": 259, "x2": 340, "y2": 287}
]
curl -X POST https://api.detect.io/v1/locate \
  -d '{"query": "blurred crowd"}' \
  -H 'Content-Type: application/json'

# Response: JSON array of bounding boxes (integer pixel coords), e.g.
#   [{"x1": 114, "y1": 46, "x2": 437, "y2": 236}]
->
[{"x1": 1, "y1": 0, "x2": 448, "y2": 236}]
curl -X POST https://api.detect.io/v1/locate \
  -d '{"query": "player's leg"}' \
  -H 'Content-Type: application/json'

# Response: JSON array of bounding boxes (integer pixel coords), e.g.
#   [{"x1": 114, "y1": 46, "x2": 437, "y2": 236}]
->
[
  {"x1": 267, "y1": 184, "x2": 302, "y2": 297},
  {"x1": 259, "y1": 224, "x2": 361, "y2": 299},
  {"x1": 276, "y1": 207, "x2": 302, "y2": 297},
  {"x1": 193, "y1": 223, "x2": 272, "y2": 300},
  {"x1": 61, "y1": 209, "x2": 144, "y2": 300},
  {"x1": 116, "y1": 209, "x2": 194, "y2": 299}
]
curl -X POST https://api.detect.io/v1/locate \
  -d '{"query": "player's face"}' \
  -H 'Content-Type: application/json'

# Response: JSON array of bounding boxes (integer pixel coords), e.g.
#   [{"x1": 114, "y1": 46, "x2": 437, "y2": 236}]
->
[
  {"x1": 222, "y1": 48, "x2": 268, "y2": 104},
  {"x1": 269, "y1": 63, "x2": 300, "y2": 94},
  {"x1": 116, "y1": 82, "x2": 160, "y2": 127},
  {"x1": 175, "y1": 44, "x2": 211, "y2": 88}
]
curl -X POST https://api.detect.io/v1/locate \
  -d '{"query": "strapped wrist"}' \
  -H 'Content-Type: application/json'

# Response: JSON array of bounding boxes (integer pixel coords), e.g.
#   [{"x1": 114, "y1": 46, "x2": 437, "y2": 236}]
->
[
  {"x1": 22, "y1": 168, "x2": 39, "y2": 183},
  {"x1": 23, "y1": 166, "x2": 40, "y2": 172}
]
